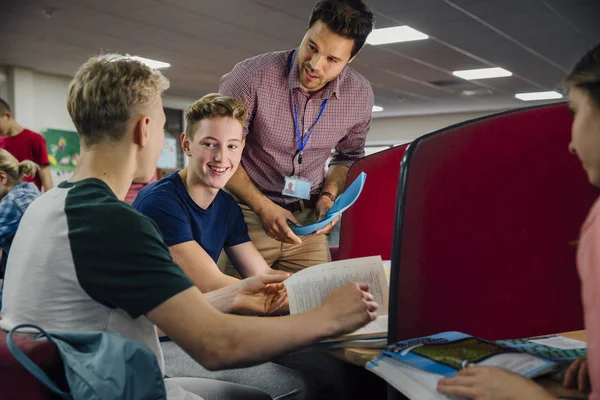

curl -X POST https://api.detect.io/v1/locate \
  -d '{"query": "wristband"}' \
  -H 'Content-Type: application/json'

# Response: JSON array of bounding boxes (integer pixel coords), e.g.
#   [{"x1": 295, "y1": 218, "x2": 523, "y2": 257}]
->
[{"x1": 320, "y1": 191, "x2": 336, "y2": 204}]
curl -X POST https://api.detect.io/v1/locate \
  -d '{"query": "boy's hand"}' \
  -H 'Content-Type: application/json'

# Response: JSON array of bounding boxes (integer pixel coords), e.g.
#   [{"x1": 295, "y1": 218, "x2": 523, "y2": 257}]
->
[
  {"x1": 319, "y1": 282, "x2": 378, "y2": 337},
  {"x1": 231, "y1": 273, "x2": 289, "y2": 315}
]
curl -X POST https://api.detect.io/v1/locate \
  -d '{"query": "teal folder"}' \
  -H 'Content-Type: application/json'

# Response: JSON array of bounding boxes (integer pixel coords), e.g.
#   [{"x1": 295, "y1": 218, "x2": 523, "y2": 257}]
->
[{"x1": 290, "y1": 172, "x2": 367, "y2": 236}]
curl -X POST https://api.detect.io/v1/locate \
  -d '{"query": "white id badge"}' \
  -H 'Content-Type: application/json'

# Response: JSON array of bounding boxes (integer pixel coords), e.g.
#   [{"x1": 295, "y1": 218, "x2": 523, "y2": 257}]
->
[{"x1": 282, "y1": 176, "x2": 311, "y2": 200}]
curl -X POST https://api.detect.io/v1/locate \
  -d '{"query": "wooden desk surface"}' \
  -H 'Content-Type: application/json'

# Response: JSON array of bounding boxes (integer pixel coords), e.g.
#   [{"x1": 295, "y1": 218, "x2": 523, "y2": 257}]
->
[{"x1": 334, "y1": 330, "x2": 588, "y2": 399}]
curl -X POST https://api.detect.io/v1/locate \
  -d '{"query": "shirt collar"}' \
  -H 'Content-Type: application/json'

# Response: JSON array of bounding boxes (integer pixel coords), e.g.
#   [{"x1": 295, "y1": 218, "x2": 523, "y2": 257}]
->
[{"x1": 286, "y1": 49, "x2": 342, "y2": 100}]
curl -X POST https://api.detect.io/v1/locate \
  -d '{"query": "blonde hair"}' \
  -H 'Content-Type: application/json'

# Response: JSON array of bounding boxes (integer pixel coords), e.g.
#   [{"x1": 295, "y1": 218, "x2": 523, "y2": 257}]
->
[
  {"x1": 565, "y1": 42, "x2": 600, "y2": 107},
  {"x1": 0, "y1": 149, "x2": 38, "y2": 184},
  {"x1": 67, "y1": 54, "x2": 170, "y2": 148},
  {"x1": 185, "y1": 93, "x2": 248, "y2": 140}
]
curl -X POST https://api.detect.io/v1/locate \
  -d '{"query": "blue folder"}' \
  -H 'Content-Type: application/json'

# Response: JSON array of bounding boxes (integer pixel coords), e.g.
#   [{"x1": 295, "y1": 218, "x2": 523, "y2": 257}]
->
[{"x1": 290, "y1": 172, "x2": 367, "y2": 236}]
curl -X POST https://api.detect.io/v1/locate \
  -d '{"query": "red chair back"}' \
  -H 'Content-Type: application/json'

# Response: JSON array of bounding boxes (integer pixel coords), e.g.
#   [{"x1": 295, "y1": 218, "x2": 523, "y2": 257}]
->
[
  {"x1": 339, "y1": 144, "x2": 410, "y2": 260},
  {"x1": 390, "y1": 104, "x2": 597, "y2": 342},
  {"x1": 0, "y1": 329, "x2": 65, "y2": 399}
]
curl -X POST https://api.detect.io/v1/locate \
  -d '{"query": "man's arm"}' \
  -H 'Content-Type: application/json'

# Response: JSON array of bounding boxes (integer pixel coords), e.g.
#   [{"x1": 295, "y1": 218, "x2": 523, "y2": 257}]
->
[
  {"x1": 170, "y1": 241, "x2": 239, "y2": 292},
  {"x1": 38, "y1": 165, "x2": 53, "y2": 192},
  {"x1": 312, "y1": 165, "x2": 350, "y2": 235},
  {"x1": 147, "y1": 280, "x2": 378, "y2": 371},
  {"x1": 224, "y1": 241, "x2": 272, "y2": 278},
  {"x1": 321, "y1": 165, "x2": 350, "y2": 200},
  {"x1": 312, "y1": 85, "x2": 373, "y2": 235},
  {"x1": 226, "y1": 167, "x2": 301, "y2": 244},
  {"x1": 32, "y1": 134, "x2": 52, "y2": 192}
]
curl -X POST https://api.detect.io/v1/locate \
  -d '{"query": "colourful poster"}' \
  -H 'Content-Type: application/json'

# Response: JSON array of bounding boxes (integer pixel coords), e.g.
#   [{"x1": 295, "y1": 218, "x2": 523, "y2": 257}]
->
[{"x1": 43, "y1": 129, "x2": 80, "y2": 171}]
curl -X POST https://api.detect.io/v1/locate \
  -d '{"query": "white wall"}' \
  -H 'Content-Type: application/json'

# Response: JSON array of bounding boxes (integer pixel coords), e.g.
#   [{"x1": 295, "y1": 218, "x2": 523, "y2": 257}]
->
[
  {"x1": 7, "y1": 67, "x2": 196, "y2": 134},
  {"x1": 366, "y1": 111, "x2": 498, "y2": 146},
  {"x1": 31, "y1": 71, "x2": 75, "y2": 133}
]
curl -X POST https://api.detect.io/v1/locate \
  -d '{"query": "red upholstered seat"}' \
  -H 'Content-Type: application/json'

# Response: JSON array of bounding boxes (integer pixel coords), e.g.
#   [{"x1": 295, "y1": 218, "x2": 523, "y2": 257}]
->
[
  {"x1": 0, "y1": 329, "x2": 65, "y2": 399},
  {"x1": 338, "y1": 144, "x2": 410, "y2": 261},
  {"x1": 389, "y1": 104, "x2": 597, "y2": 343}
]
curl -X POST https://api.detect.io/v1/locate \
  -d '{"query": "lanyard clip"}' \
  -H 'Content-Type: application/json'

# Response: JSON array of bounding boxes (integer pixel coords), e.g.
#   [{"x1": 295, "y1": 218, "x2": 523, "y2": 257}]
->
[{"x1": 298, "y1": 151, "x2": 303, "y2": 165}]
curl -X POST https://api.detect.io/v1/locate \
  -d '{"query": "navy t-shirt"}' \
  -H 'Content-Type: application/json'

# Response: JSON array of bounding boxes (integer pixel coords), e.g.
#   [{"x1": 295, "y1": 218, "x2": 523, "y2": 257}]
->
[{"x1": 133, "y1": 172, "x2": 250, "y2": 262}]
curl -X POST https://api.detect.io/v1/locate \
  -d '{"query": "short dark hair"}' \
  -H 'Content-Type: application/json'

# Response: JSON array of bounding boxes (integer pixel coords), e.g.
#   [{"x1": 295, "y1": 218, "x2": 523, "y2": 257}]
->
[
  {"x1": 565, "y1": 42, "x2": 600, "y2": 108},
  {"x1": 0, "y1": 98, "x2": 11, "y2": 114},
  {"x1": 308, "y1": 0, "x2": 375, "y2": 59}
]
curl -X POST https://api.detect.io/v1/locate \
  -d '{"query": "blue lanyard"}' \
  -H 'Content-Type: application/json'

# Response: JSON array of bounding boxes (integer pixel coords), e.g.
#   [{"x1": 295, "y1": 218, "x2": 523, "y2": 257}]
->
[
  {"x1": 293, "y1": 98, "x2": 328, "y2": 164},
  {"x1": 288, "y1": 50, "x2": 328, "y2": 164}
]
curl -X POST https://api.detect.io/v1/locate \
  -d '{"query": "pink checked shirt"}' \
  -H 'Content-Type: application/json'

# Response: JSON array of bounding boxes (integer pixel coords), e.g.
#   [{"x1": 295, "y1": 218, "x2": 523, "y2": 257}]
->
[
  {"x1": 219, "y1": 49, "x2": 373, "y2": 205},
  {"x1": 577, "y1": 196, "x2": 600, "y2": 400}
]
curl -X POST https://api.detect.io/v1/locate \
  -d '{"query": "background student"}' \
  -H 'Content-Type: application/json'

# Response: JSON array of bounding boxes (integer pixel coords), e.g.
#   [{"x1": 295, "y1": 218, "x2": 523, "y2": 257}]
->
[
  {"x1": 0, "y1": 148, "x2": 39, "y2": 308},
  {"x1": 0, "y1": 99, "x2": 53, "y2": 192}
]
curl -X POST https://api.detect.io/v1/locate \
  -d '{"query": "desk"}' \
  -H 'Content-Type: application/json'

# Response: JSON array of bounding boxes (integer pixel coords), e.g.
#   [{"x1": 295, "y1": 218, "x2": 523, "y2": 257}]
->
[{"x1": 333, "y1": 330, "x2": 587, "y2": 399}]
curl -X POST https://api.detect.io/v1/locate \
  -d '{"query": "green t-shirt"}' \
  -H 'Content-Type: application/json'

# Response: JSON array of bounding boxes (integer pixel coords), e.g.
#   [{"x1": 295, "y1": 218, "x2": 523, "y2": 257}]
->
[{"x1": 0, "y1": 178, "x2": 194, "y2": 370}]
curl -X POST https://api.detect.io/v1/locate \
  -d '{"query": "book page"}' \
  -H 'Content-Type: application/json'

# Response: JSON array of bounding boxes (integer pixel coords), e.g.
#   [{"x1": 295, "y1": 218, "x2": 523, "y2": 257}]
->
[
  {"x1": 283, "y1": 256, "x2": 389, "y2": 315},
  {"x1": 529, "y1": 336, "x2": 587, "y2": 349},
  {"x1": 350, "y1": 315, "x2": 388, "y2": 337}
]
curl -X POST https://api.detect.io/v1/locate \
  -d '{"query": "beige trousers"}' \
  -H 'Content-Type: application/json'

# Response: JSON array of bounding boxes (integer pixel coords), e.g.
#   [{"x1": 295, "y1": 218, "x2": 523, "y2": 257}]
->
[{"x1": 218, "y1": 204, "x2": 331, "y2": 276}]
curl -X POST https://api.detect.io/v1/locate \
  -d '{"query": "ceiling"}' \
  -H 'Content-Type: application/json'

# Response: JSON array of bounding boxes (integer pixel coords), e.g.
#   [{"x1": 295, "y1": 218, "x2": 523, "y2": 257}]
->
[{"x1": 1, "y1": 0, "x2": 599, "y2": 118}]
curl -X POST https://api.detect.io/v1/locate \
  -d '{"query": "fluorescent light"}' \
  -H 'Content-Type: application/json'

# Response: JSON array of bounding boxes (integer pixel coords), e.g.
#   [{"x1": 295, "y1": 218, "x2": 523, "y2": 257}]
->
[
  {"x1": 452, "y1": 67, "x2": 512, "y2": 80},
  {"x1": 373, "y1": 105, "x2": 384, "y2": 112},
  {"x1": 129, "y1": 56, "x2": 170, "y2": 69},
  {"x1": 366, "y1": 26, "x2": 428, "y2": 45},
  {"x1": 515, "y1": 91, "x2": 563, "y2": 101}
]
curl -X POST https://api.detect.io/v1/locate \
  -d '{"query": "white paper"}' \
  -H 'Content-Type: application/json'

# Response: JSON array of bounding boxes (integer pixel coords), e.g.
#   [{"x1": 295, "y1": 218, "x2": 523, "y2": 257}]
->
[
  {"x1": 529, "y1": 335, "x2": 587, "y2": 349},
  {"x1": 283, "y1": 256, "x2": 389, "y2": 315},
  {"x1": 351, "y1": 315, "x2": 388, "y2": 336},
  {"x1": 368, "y1": 357, "x2": 448, "y2": 400},
  {"x1": 477, "y1": 353, "x2": 555, "y2": 378}
]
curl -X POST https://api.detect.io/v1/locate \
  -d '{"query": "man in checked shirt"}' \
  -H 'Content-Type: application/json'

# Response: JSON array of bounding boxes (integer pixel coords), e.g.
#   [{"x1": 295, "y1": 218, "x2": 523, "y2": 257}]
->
[{"x1": 218, "y1": 0, "x2": 375, "y2": 276}]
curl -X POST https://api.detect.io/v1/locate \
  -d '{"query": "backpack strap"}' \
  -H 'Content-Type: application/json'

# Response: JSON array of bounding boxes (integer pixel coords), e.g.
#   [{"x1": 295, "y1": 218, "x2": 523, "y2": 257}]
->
[{"x1": 6, "y1": 323, "x2": 72, "y2": 399}]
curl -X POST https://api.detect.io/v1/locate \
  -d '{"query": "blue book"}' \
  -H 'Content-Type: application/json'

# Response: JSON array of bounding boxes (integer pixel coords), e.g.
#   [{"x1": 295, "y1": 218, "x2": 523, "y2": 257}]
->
[
  {"x1": 367, "y1": 331, "x2": 557, "y2": 400},
  {"x1": 290, "y1": 172, "x2": 367, "y2": 236}
]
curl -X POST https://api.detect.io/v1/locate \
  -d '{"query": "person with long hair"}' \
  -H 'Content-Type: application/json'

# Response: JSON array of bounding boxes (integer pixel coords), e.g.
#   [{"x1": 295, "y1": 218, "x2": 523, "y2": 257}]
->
[
  {"x1": 437, "y1": 42, "x2": 600, "y2": 400},
  {"x1": 0, "y1": 148, "x2": 39, "y2": 276}
]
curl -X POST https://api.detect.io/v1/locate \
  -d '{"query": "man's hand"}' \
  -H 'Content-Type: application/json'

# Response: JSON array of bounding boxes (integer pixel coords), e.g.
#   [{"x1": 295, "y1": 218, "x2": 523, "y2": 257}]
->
[
  {"x1": 564, "y1": 356, "x2": 590, "y2": 393},
  {"x1": 319, "y1": 282, "x2": 378, "y2": 337},
  {"x1": 313, "y1": 195, "x2": 338, "y2": 235},
  {"x1": 231, "y1": 272, "x2": 290, "y2": 315},
  {"x1": 437, "y1": 366, "x2": 556, "y2": 400},
  {"x1": 257, "y1": 201, "x2": 302, "y2": 244}
]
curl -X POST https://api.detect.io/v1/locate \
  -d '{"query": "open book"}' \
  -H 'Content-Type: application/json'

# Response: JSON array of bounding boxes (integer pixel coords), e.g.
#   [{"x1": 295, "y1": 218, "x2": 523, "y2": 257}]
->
[
  {"x1": 367, "y1": 331, "x2": 557, "y2": 400},
  {"x1": 290, "y1": 172, "x2": 367, "y2": 236},
  {"x1": 283, "y1": 255, "x2": 388, "y2": 344}
]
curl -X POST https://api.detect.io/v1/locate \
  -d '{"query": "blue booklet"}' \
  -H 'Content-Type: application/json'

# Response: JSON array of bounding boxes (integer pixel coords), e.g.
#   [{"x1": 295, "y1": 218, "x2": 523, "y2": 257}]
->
[
  {"x1": 290, "y1": 172, "x2": 367, "y2": 236},
  {"x1": 369, "y1": 331, "x2": 557, "y2": 379}
]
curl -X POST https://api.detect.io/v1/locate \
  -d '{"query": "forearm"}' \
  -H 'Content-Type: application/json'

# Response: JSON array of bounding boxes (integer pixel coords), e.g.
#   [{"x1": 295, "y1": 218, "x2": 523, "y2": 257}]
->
[
  {"x1": 199, "y1": 272, "x2": 239, "y2": 293},
  {"x1": 226, "y1": 242, "x2": 273, "y2": 278},
  {"x1": 151, "y1": 288, "x2": 338, "y2": 371},
  {"x1": 181, "y1": 261, "x2": 238, "y2": 292},
  {"x1": 321, "y1": 165, "x2": 350, "y2": 197},
  {"x1": 198, "y1": 309, "x2": 335, "y2": 369},
  {"x1": 170, "y1": 243, "x2": 239, "y2": 292},
  {"x1": 203, "y1": 285, "x2": 241, "y2": 313},
  {"x1": 226, "y1": 166, "x2": 272, "y2": 213},
  {"x1": 39, "y1": 166, "x2": 53, "y2": 191}
]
